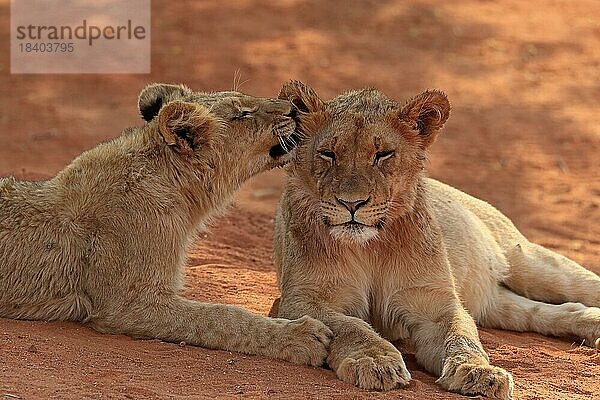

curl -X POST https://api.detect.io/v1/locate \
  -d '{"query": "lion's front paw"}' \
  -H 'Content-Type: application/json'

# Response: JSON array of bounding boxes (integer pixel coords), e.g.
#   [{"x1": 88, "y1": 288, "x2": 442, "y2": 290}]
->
[
  {"x1": 336, "y1": 347, "x2": 411, "y2": 391},
  {"x1": 437, "y1": 362, "x2": 514, "y2": 399},
  {"x1": 580, "y1": 335, "x2": 600, "y2": 349},
  {"x1": 584, "y1": 336, "x2": 600, "y2": 349},
  {"x1": 275, "y1": 315, "x2": 333, "y2": 366}
]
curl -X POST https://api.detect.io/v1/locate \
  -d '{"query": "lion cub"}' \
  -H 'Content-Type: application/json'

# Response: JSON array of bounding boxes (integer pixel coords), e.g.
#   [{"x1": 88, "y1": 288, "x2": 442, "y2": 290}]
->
[
  {"x1": 272, "y1": 81, "x2": 600, "y2": 398},
  {"x1": 0, "y1": 83, "x2": 332, "y2": 366}
]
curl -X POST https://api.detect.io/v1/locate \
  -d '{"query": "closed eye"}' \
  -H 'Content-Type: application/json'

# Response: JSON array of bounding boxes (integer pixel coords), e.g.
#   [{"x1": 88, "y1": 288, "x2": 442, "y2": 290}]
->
[
  {"x1": 318, "y1": 150, "x2": 336, "y2": 163},
  {"x1": 232, "y1": 107, "x2": 257, "y2": 120},
  {"x1": 375, "y1": 150, "x2": 395, "y2": 164}
]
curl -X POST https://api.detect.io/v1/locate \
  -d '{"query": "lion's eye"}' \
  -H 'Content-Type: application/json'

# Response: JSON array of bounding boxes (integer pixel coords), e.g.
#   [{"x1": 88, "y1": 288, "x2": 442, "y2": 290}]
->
[
  {"x1": 318, "y1": 150, "x2": 336, "y2": 163},
  {"x1": 232, "y1": 107, "x2": 257, "y2": 120},
  {"x1": 375, "y1": 150, "x2": 395, "y2": 164}
]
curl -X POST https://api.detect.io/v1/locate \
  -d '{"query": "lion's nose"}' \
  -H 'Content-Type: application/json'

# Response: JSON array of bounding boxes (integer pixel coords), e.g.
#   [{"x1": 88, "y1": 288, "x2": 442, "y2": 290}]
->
[
  {"x1": 272, "y1": 100, "x2": 296, "y2": 117},
  {"x1": 286, "y1": 104, "x2": 298, "y2": 118},
  {"x1": 336, "y1": 197, "x2": 370, "y2": 214}
]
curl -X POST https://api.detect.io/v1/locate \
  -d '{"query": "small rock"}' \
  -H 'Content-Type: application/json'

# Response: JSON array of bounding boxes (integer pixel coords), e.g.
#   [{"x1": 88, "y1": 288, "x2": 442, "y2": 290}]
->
[{"x1": 233, "y1": 385, "x2": 244, "y2": 395}]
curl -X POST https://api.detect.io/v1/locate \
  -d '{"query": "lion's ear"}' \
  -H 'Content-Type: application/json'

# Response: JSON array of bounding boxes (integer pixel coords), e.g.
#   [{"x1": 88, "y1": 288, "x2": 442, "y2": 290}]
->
[
  {"x1": 278, "y1": 80, "x2": 325, "y2": 113},
  {"x1": 138, "y1": 83, "x2": 192, "y2": 122},
  {"x1": 157, "y1": 101, "x2": 219, "y2": 154},
  {"x1": 398, "y1": 89, "x2": 450, "y2": 147}
]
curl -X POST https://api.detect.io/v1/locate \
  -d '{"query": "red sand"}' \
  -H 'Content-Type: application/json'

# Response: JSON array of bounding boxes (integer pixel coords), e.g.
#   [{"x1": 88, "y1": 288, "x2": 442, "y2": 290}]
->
[{"x1": 1, "y1": 1, "x2": 599, "y2": 399}]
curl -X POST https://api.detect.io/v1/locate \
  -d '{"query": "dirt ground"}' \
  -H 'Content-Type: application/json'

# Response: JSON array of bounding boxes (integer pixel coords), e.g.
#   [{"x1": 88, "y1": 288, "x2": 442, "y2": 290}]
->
[{"x1": 1, "y1": 0, "x2": 599, "y2": 399}]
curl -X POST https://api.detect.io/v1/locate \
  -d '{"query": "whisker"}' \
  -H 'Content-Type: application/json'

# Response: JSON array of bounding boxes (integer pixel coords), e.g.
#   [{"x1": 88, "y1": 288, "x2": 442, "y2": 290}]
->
[
  {"x1": 279, "y1": 136, "x2": 289, "y2": 153},
  {"x1": 232, "y1": 69, "x2": 250, "y2": 91},
  {"x1": 232, "y1": 69, "x2": 240, "y2": 91},
  {"x1": 285, "y1": 136, "x2": 297, "y2": 149},
  {"x1": 295, "y1": 130, "x2": 308, "y2": 140}
]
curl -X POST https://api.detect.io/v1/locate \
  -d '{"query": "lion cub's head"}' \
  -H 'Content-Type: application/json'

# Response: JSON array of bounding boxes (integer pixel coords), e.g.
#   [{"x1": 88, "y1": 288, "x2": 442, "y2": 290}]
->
[
  {"x1": 279, "y1": 81, "x2": 450, "y2": 244},
  {"x1": 138, "y1": 83, "x2": 300, "y2": 178}
]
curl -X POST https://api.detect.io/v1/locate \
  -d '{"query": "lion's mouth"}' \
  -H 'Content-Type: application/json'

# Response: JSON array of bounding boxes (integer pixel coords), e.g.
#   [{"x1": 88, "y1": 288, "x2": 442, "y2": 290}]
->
[
  {"x1": 344, "y1": 220, "x2": 366, "y2": 226},
  {"x1": 329, "y1": 222, "x2": 380, "y2": 244},
  {"x1": 327, "y1": 218, "x2": 386, "y2": 231},
  {"x1": 269, "y1": 108, "x2": 302, "y2": 160},
  {"x1": 341, "y1": 222, "x2": 370, "y2": 236},
  {"x1": 330, "y1": 220, "x2": 373, "y2": 228}
]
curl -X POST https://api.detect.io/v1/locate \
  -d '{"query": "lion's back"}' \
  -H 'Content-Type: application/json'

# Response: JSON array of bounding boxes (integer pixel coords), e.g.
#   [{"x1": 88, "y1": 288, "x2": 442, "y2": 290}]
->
[{"x1": 425, "y1": 178, "x2": 526, "y2": 249}]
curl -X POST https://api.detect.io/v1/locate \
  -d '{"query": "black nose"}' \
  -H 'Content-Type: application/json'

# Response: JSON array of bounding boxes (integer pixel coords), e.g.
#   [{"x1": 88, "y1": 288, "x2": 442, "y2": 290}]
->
[{"x1": 336, "y1": 197, "x2": 370, "y2": 214}]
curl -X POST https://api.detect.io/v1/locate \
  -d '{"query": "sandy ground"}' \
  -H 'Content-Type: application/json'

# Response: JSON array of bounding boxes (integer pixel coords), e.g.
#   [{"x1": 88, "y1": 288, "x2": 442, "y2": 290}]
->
[{"x1": 1, "y1": 0, "x2": 599, "y2": 399}]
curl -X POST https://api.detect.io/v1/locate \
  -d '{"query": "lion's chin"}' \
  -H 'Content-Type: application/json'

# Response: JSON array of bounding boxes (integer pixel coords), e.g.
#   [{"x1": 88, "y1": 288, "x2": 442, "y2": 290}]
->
[{"x1": 330, "y1": 225, "x2": 379, "y2": 245}]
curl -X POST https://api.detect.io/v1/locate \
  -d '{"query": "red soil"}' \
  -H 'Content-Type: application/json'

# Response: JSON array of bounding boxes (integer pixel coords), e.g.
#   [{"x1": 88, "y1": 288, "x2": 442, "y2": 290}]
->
[{"x1": 1, "y1": 1, "x2": 599, "y2": 399}]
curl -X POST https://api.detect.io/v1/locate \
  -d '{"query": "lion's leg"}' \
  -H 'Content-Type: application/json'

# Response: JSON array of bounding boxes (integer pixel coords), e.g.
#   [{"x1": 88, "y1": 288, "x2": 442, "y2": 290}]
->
[
  {"x1": 480, "y1": 286, "x2": 600, "y2": 348},
  {"x1": 277, "y1": 297, "x2": 411, "y2": 391},
  {"x1": 504, "y1": 242, "x2": 600, "y2": 306},
  {"x1": 88, "y1": 295, "x2": 332, "y2": 366},
  {"x1": 397, "y1": 288, "x2": 514, "y2": 399}
]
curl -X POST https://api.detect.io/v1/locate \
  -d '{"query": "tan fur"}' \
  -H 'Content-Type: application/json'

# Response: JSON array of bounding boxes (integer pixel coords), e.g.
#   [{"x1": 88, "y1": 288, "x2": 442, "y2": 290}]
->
[
  {"x1": 0, "y1": 83, "x2": 332, "y2": 366},
  {"x1": 272, "y1": 81, "x2": 600, "y2": 398}
]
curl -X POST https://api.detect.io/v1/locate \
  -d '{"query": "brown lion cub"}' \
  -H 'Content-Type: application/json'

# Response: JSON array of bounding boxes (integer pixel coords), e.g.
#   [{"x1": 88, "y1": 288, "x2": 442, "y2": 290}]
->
[
  {"x1": 272, "y1": 81, "x2": 600, "y2": 398},
  {"x1": 0, "y1": 83, "x2": 332, "y2": 366}
]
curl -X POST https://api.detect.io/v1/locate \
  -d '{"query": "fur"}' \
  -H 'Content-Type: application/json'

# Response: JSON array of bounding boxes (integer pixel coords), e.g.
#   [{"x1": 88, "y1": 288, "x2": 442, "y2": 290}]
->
[
  {"x1": 0, "y1": 83, "x2": 332, "y2": 366},
  {"x1": 272, "y1": 81, "x2": 600, "y2": 399}
]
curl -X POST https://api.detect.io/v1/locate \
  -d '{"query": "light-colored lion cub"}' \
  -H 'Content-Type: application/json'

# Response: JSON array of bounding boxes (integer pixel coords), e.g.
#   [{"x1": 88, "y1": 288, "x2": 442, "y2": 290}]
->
[
  {"x1": 0, "y1": 83, "x2": 332, "y2": 366},
  {"x1": 271, "y1": 81, "x2": 600, "y2": 398}
]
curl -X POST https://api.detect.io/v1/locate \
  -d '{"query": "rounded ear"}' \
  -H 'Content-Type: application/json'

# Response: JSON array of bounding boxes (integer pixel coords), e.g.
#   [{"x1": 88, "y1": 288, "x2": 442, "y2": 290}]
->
[
  {"x1": 138, "y1": 83, "x2": 192, "y2": 122},
  {"x1": 398, "y1": 89, "x2": 451, "y2": 147},
  {"x1": 278, "y1": 80, "x2": 325, "y2": 113},
  {"x1": 157, "y1": 101, "x2": 219, "y2": 155}
]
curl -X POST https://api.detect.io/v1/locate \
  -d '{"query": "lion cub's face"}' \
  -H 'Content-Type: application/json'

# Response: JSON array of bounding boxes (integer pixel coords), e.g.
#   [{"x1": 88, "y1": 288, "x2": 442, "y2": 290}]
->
[
  {"x1": 279, "y1": 81, "x2": 450, "y2": 244},
  {"x1": 138, "y1": 83, "x2": 299, "y2": 178}
]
